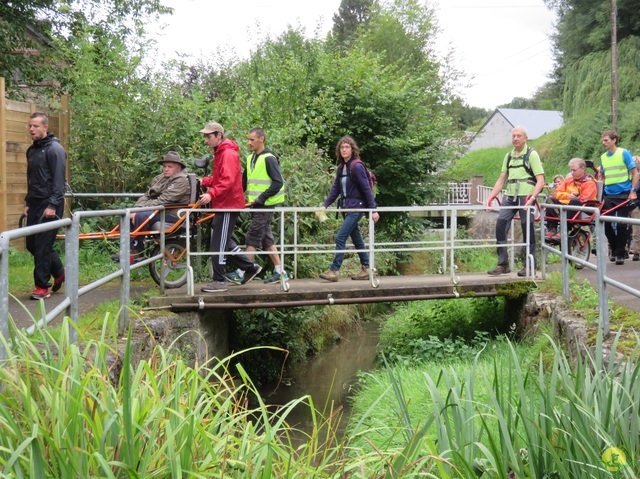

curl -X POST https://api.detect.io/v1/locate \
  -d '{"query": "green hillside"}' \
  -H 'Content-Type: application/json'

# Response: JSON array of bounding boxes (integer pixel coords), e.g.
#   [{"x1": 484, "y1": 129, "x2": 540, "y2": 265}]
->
[{"x1": 444, "y1": 128, "x2": 599, "y2": 187}]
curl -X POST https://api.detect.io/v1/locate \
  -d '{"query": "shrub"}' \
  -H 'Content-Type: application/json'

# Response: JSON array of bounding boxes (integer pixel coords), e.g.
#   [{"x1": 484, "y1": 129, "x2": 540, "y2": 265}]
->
[{"x1": 379, "y1": 297, "x2": 510, "y2": 360}]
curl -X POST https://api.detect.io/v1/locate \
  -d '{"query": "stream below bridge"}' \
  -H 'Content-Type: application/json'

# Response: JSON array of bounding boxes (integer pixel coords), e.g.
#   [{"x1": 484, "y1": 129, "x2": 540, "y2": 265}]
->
[{"x1": 258, "y1": 320, "x2": 381, "y2": 435}]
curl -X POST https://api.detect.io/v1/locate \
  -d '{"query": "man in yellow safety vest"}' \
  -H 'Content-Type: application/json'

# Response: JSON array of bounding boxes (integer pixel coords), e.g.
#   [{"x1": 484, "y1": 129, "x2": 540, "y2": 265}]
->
[
  {"x1": 225, "y1": 127, "x2": 287, "y2": 285},
  {"x1": 600, "y1": 130, "x2": 638, "y2": 265}
]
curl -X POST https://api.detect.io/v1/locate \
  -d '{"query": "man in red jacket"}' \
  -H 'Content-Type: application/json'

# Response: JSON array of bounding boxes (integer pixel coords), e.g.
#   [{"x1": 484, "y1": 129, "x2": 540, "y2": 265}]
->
[{"x1": 198, "y1": 122, "x2": 261, "y2": 292}]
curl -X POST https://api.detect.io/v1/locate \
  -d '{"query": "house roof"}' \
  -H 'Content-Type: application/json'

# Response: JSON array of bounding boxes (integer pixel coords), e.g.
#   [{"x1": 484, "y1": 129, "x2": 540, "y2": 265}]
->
[{"x1": 495, "y1": 108, "x2": 563, "y2": 139}]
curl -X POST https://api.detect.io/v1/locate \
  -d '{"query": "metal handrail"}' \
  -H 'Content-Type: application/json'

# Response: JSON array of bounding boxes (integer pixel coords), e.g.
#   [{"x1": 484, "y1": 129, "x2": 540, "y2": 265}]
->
[
  {"x1": 180, "y1": 204, "x2": 538, "y2": 295},
  {"x1": 5, "y1": 199, "x2": 634, "y2": 358},
  {"x1": 539, "y1": 201, "x2": 640, "y2": 337},
  {"x1": 0, "y1": 206, "x2": 169, "y2": 360}
]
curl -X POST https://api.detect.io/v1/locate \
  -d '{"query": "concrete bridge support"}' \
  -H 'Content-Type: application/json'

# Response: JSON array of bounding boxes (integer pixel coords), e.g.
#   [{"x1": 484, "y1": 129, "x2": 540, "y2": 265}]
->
[{"x1": 107, "y1": 309, "x2": 232, "y2": 381}]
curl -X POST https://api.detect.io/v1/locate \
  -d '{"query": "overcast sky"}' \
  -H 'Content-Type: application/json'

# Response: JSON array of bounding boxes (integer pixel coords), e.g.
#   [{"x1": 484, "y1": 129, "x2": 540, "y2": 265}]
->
[{"x1": 149, "y1": 0, "x2": 557, "y2": 110}]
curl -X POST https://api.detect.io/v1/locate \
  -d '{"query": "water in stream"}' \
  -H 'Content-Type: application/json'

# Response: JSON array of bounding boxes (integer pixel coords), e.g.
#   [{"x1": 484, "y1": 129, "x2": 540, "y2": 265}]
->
[{"x1": 258, "y1": 320, "x2": 381, "y2": 435}]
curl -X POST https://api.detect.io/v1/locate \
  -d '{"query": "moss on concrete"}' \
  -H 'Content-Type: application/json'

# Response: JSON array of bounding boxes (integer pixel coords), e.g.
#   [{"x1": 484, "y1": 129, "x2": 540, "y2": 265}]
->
[{"x1": 496, "y1": 280, "x2": 537, "y2": 300}]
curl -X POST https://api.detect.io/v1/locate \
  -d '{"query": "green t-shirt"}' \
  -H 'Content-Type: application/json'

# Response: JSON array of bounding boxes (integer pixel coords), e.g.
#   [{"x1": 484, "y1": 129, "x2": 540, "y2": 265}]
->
[{"x1": 500, "y1": 144, "x2": 544, "y2": 196}]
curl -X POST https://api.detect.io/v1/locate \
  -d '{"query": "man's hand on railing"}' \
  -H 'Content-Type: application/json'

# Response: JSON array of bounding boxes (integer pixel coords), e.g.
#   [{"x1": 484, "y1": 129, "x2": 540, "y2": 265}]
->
[{"x1": 486, "y1": 195, "x2": 498, "y2": 212}]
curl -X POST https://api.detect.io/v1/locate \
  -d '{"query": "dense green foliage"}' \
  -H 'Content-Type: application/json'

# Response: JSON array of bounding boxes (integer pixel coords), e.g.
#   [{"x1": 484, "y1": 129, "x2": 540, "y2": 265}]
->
[
  {"x1": 544, "y1": 0, "x2": 640, "y2": 84},
  {"x1": 2, "y1": 0, "x2": 457, "y2": 214},
  {"x1": 330, "y1": 0, "x2": 374, "y2": 50},
  {"x1": 564, "y1": 36, "x2": 640, "y2": 119},
  {"x1": 1, "y1": 320, "x2": 461, "y2": 477},
  {"x1": 0, "y1": 0, "x2": 170, "y2": 96},
  {"x1": 379, "y1": 298, "x2": 510, "y2": 361}
]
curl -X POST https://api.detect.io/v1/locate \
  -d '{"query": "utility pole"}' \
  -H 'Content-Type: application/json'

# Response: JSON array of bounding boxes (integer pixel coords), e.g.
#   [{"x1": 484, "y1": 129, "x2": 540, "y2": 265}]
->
[{"x1": 611, "y1": 0, "x2": 618, "y2": 130}]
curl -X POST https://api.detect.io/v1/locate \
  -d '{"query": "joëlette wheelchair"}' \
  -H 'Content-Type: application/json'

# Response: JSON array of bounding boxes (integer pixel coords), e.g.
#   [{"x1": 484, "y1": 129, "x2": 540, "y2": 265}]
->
[
  {"x1": 59, "y1": 157, "x2": 213, "y2": 289},
  {"x1": 542, "y1": 160, "x2": 634, "y2": 269}
]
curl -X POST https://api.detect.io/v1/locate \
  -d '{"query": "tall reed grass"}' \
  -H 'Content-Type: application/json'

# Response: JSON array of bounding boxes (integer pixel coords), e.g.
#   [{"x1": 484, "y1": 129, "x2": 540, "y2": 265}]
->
[
  {"x1": 0, "y1": 318, "x2": 453, "y2": 477},
  {"x1": 349, "y1": 333, "x2": 640, "y2": 478}
]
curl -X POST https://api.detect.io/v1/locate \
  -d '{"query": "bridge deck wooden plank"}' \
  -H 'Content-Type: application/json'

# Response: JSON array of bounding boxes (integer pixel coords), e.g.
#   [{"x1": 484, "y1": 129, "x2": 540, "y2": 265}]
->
[{"x1": 149, "y1": 273, "x2": 534, "y2": 310}]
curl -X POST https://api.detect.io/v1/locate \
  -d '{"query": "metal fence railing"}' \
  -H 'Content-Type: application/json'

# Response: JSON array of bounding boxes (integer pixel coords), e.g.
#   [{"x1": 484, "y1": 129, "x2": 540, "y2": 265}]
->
[
  {"x1": 2, "y1": 200, "x2": 638, "y2": 358},
  {"x1": 540, "y1": 201, "x2": 640, "y2": 337},
  {"x1": 0, "y1": 206, "x2": 170, "y2": 360}
]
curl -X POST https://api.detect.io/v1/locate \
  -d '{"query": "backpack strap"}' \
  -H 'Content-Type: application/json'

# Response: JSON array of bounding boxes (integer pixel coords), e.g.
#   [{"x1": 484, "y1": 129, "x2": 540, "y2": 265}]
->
[
  {"x1": 349, "y1": 159, "x2": 367, "y2": 191},
  {"x1": 507, "y1": 146, "x2": 537, "y2": 186}
]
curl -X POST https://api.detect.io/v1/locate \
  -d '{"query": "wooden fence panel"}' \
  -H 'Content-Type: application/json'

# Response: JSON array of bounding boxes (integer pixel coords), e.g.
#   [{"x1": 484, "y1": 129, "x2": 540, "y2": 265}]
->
[{"x1": 0, "y1": 77, "x2": 70, "y2": 249}]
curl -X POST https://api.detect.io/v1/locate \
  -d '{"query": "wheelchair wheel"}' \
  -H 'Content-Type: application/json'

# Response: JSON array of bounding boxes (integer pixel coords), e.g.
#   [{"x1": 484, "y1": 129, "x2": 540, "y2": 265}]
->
[
  {"x1": 149, "y1": 240, "x2": 188, "y2": 289},
  {"x1": 569, "y1": 229, "x2": 590, "y2": 269}
]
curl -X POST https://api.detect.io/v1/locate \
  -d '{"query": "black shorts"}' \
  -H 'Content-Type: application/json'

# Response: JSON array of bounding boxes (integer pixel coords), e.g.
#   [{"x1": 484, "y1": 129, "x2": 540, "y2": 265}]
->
[{"x1": 245, "y1": 210, "x2": 275, "y2": 249}]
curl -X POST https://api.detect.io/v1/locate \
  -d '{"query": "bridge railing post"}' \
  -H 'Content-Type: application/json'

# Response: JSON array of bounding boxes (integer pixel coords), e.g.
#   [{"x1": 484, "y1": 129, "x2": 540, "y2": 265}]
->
[
  {"x1": 449, "y1": 206, "x2": 460, "y2": 284},
  {"x1": 65, "y1": 213, "x2": 81, "y2": 343},
  {"x1": 118, "y1": 209, "x2": 131, "y2": 336},
  {"x1": 0, "y1": 234, "x2": 10, "y2": 361},
  {"x1": 559, "y1": 208, "x2": 570, "y2": 300},
  {"x1": 368, "y1": 210, "x2": 376, "y2": 287},
  {"x1": 595, "y1": 211, "x2": 609, "y2": 337}
]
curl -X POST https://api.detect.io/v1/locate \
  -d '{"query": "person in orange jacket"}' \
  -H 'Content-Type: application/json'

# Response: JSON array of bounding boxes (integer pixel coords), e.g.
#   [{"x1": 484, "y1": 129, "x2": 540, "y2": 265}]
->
[{"x1": 545, "y1": 158, "x2": 598, "y2": 240}]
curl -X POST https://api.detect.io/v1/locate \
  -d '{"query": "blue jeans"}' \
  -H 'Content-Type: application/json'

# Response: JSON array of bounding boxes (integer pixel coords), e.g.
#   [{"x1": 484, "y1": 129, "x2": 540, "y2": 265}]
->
[{"x1": 330, "y1": 212, "x2": 369, "y2": 271}]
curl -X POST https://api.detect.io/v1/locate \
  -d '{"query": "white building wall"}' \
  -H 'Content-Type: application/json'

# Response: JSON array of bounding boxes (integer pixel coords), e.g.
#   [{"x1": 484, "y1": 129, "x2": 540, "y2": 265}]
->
[{"x1": 467, "y1": 114, "x2": 513, "y2": 152}]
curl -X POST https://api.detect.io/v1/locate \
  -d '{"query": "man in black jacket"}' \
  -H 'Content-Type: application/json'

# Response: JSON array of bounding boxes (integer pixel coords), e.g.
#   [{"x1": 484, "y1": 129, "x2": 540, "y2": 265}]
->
[{"x1": 24, "y1": 112, "x2": 67, "y2": 300}]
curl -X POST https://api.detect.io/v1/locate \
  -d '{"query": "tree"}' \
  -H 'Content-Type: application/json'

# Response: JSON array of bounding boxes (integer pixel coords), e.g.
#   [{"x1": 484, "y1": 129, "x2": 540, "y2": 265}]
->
[
  {"x1": 0, "y1": 0, "x2": 171, "y2": 96},
  {"x1": 330, "y1": 0, "x2": 375, "y2": 49},
  {"x1": 543, "y1": 0, "x2": 640, "y2": 86}
]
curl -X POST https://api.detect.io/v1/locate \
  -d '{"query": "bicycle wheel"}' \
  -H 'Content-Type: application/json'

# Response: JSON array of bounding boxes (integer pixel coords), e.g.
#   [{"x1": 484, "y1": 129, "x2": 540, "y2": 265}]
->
[
  {"x1": 569, "y1": 229, "x2": 590, "y2": 269},
  {"x1": 149, "y1": 240, "x2": 188, "y2": 288}
]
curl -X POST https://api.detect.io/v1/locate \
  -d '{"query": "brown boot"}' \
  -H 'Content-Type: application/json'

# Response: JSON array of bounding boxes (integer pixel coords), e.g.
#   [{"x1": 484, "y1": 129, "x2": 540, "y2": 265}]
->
[
  {"x1": 351, "y1": 266, "x2": 370, "y2": 280},
  {"x1": 319, "y1": 269, "x2": 339, "y2": 282}
]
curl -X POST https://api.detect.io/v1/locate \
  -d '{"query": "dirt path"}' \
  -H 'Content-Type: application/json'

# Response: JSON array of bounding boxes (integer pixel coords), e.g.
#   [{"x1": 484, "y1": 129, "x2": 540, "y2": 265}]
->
[{"x1": 8, "y1": 283, "x2": 151, "y2": 331}]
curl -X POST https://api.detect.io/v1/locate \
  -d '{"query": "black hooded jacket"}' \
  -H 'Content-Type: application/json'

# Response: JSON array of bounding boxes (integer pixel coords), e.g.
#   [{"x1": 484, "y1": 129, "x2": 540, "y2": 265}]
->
[{"x1": 25, "y1": 132, "x2": 67, "y2": 208}]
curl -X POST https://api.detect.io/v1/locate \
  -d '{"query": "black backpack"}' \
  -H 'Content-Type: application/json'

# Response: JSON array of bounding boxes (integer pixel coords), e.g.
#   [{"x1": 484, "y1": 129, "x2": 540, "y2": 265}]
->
[{"x1": 507, "y1": 146, "x2": 542, "y2": 184}]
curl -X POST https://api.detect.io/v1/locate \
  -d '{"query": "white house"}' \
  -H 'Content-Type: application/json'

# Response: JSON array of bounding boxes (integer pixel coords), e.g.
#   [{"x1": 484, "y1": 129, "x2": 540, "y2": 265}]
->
[{"x1": 468, "y1": 108, "x2": 563, "y2": 152}]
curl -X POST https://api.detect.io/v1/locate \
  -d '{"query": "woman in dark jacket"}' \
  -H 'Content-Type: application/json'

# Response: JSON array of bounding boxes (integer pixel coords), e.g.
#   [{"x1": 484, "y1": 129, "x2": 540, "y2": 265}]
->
[{"x1": 318, "y1": 135, "x2": 379, "y2": 282}]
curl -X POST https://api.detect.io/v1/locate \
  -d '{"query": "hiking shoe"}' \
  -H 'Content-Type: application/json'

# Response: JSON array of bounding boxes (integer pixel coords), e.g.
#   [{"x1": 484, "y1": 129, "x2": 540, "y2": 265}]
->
[
  {"x1": 241, "y1": 264, "x2": 262, "y2": 285},
  {"x1": 517, "y1": 269, "x2": 534, "y2": 277},
  {"x1": 30, "y1": 287, "x2": 51, "y2": 300},
  {"x1": 319, "y1": 269, "x2": 339, "y2": 282},
  {"x1": 264, "y1": 271, "x2": 289, "y2": 284},
  {"x1": 615, "y1": 256, "x2": 625, "y2": 265},
  {"x1": 224, "y1": 272, "x2": 243, "y2": 285},
  {"x1": 351, "y1": 266, "x2": 371, "y2": 280},
  {"x1": 201, "y1": 281, "x2": 228, "y2": 293},
  {"x1": 52, "y1": 271, "x2": 65, "y2": 292},
  {"x1": 487, "y1": 265, "x2": 510, "y2": 276}
]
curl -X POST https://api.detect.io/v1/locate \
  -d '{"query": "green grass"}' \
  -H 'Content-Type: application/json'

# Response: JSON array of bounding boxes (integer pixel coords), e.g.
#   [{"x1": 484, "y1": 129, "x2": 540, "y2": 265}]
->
[
  {"x1": 7, "y1": 244, "x2": 156, "y2": 296},
  {"x1": 445, "y1": 130, "x2": 573, "y2": 186},
  {"x1": 538, "y1": 272, "x2": 640, "y2": 354},
  {"x1": 0, "y1": 320, "x2": 460, "y2": 477},
  {"x1": 348, "y1": 334, "x2": 640, "y2": 478}
]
